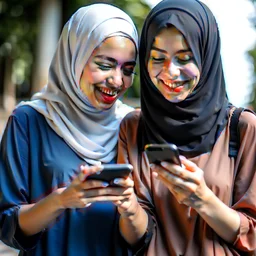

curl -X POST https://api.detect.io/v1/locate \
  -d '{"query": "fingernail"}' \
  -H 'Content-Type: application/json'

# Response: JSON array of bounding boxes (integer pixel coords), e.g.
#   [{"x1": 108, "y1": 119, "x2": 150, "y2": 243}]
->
[
  {"x1": 149, "y1": 164, "x2": 155, "y2": 169},
  {"x1": 161, "y1": 161, "x2": 168, "y2": 167},
  {"x1": 85, "y1": 203, "x2": 91, "y2": 208},
  {"x1": 102, "y1": 182, "x2": 109, "y2": 187},
  {"x1": 78, "y1": 172, "x2": 86, "y2": 181},
  {"x1": 96, "y1": 171, "x2": 101, "y2": 175},
  {"x1": 152, "y1": 172, "x2": 158, "y2": 178},
  {"x1": 113, "y1": 178, "x2": 121, "y2": 184},
  {"x1": 97, "y1": 165, "x2": 104, "y2": 171},
  {"x1": 179, "y1": 155, "x2": 186, "y2": 160},
  {"x1": 80, "y1": 165, "x2": 86, "y2": 171}
]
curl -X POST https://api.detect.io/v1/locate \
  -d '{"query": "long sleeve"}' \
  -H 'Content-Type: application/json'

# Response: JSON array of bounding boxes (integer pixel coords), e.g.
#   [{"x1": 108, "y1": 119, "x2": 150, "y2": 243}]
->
[
  {"x1": 117, "y1": 110, "x2": 155, "y2": 255},
  {"x1": 231, "y1": 111, "x2": 256, "y2": 252},
  {"x1": 117, "y1": 110, "x2": 256, "y2": 255},
  {"x1": 117, "y1": 110, "x2": 155, "y2": 214},
  {"x1": 0, "y1": 106, "x2": 128, "y2": 256},
  {"x1": 0, "y1": 110, "x2": 42, "y2": 251}
]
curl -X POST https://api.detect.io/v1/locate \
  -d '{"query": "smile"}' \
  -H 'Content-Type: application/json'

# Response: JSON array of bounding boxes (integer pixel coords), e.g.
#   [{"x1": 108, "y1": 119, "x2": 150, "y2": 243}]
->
[
  {"x1": 97, "y1": 87, "x2": 118, "y2": 96},
  {"x1": 160, "y1": 79, "x2": 187, "y2": 93},
  {"x1": 162, "y1": 80, "x2": 185, "y2": 89}
]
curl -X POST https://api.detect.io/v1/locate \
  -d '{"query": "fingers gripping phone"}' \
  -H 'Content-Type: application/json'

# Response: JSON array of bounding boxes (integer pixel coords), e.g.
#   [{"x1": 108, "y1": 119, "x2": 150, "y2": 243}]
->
[
  {"x1": 86, "y1": 164, "x2": 133, "y2": 183},
  {"x1": 144, "y1": 143, "x2": 181, "y2": 166}
]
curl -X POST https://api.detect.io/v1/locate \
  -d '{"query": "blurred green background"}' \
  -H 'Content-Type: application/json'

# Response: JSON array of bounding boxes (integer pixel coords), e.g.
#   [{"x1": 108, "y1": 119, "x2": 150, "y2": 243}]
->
[
  {"x1": 248, "y1": 0, "x2": 256, "y2": 110},
  {"x1": 0, "y1": 0, "x2": 151, "y2": 113},
  {"x1": 0, "y1": 0, "x2": 256, "y2": 114}
]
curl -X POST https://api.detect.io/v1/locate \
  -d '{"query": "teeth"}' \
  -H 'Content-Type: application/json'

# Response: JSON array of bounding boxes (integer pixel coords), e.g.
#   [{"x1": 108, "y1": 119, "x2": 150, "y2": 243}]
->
[
  {"x1": 98, "y1": 87, "x2": 117, "y2": 96},
  {"x1": 163, "y1": 81, "x2": 183, "y2": 88}
]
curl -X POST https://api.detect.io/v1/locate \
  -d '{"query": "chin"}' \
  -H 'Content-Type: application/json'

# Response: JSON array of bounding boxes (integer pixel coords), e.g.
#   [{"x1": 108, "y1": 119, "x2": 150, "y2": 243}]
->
[
  {"x1": 164, "y1": 93, "x2": 187, "y2": 103},
  {"x1": 99, "y1": 102, "x2": 115, "y2": 110}
]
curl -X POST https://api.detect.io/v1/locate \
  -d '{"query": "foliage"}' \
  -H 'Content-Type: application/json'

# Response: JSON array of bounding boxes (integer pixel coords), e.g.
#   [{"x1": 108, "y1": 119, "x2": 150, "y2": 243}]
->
[
  {"x1": 0, "y1": 0, "x2": 37, "y2": 58},
  {"x1": 248, "y1": 0, "x2": 256, "y2": 110},
  {"x1": 248, "y1": 49, "x2": 256, "y2": 110},
  {"x1": 0, "y1": 0, "x2": 37, "y2": 97},
  {"x1": 0, "y1": 0, "x2": 150, "y2": 99}
]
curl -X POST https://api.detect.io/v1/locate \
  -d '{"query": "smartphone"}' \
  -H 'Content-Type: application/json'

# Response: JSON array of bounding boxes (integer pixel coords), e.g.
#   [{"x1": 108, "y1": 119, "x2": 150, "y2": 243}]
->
[
  {"x1": 144, "y1": 143, "x2": 181, "y2": 166},
  {"x1": 86, "y1": 164, "x2": 133, "y2": 183}
]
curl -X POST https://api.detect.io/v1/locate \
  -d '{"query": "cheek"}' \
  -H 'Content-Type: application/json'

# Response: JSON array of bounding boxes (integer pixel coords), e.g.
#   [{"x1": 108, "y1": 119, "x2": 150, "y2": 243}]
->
[
  {"x1": 80, "y1": 73, "x2": 97, "y2": 98},
  {"x1": 85, "y1": 71, "x2": 95, "y2": 82},
  {"x1": 123, "y1": 76, "x2": 133, "y2": 89},
  {"x1": 147, "y1": 62, "x2": 160, "y2": 79},
  {"x1": 182, "y1": 64, "x2": 200, "y2": 79},
  {"x1": 82, "y1": 70, "x2": 107, "y2": 86}
]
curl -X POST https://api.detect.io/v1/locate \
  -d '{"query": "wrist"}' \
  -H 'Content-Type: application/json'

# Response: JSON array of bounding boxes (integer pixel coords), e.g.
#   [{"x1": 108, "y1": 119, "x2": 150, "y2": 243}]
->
[
  {"x1": 52, "y1": 188, "x2": 67, "y2": 211},
  {"x1": 120, "y1": 200, "x2": 140, "y2": 220},
  {"x1": 192, "y1": 187, "x2": 215, "y2": 212}
]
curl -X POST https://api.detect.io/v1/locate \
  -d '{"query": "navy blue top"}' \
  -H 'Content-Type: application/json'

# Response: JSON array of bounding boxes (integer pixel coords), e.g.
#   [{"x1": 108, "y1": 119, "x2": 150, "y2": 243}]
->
[{"x1": 0, "y1": 106, "x2": 129, "y2": 256}]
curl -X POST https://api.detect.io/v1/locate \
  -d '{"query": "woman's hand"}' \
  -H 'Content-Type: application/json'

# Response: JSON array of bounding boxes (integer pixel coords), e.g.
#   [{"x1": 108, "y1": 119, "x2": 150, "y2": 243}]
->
[
  {"x1": 111, "y1": 177, "x2": 139, "y2": 217},
  {"x1": 115, "y1": 177, "x2": 148, "y2": 246},
  {"x1": 18, "y1": 165, "x2": 137, "y2": 236},
  {"x1": 151, "y1": 157, "x2": 241, "y2": 243},
  {"x1": 151, "y1": 156, "x2": 212, "y2": 208},
  {"x1": 56, "y1": 165, "x2": 135, "y2": 209}
]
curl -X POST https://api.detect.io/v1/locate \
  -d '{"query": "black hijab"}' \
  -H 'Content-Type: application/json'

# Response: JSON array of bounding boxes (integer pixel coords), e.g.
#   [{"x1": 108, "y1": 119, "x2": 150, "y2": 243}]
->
[{"x1": 139, "y1": 0, "x2": 229, "y2": 158}]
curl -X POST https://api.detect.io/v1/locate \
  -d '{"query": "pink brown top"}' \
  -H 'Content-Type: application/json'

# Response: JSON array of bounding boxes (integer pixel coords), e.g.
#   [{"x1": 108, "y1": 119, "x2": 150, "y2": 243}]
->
[{"x1": 118, "y1": 109, "x2": 256, "y2": 255}]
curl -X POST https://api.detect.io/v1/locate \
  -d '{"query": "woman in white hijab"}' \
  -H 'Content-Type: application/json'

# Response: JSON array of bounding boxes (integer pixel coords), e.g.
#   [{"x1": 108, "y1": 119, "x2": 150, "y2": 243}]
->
[{"x1": 0, "y1": 3, "x2": 141, "y2": 255}]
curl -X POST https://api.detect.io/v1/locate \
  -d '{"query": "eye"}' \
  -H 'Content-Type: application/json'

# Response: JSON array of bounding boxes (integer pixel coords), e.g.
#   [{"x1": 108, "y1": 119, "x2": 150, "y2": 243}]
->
[
  {"x1": 176, "y1": 54, "x2": 194, "y2": 64},
  {"x1": 122, "y1": 67, "x2": 136, "y2": 76},
  {"x1": 150, "y1": 56, "x2": 166, "y2": 64},
  {"x1": 95, "y1": 62, "x2": 112, "y2": 71}
]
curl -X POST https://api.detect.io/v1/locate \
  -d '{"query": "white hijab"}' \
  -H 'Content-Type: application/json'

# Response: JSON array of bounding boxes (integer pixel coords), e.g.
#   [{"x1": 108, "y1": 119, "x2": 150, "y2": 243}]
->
[{"x1": 18, "y1": 4, "x2": 138, "y2": 165}]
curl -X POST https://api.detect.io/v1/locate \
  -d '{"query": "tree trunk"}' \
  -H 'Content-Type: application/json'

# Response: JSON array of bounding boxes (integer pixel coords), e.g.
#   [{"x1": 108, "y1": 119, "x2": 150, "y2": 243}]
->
[
  {"x1": 31, "y1": 0, "x2": 62, "y2": 95},
  {"x1": 3, "y1": 56, "x2": 16, "y2": 113},
  {"x1": 0, "y1": 56, "x2": 5, "y2": 108}
]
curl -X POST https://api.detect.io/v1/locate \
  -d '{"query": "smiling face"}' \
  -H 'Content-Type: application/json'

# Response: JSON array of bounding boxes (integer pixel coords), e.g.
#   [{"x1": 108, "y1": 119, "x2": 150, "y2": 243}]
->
[
  {"x1": 80, "y1": 36, "x2": 136, "y2": 110},
  {"x1": 147, "y1": 26, "x2": 200, "y2": 103}
]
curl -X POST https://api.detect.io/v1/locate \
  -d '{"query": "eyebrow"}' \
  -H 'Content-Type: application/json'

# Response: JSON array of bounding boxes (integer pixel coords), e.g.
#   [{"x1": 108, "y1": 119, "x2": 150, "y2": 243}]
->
[
  {"x1": 151, "y1": 46, "x2": 192, "y2": 54},
  {"x1": 94, "y1": 55, "x2": 136, "y2": 66}
]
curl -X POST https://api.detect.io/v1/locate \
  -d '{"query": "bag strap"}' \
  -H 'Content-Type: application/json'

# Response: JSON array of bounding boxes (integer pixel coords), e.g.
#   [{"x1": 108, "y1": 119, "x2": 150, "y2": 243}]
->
[{"x1": 229, "y1": 107, "x2": 244, "y2": 158}]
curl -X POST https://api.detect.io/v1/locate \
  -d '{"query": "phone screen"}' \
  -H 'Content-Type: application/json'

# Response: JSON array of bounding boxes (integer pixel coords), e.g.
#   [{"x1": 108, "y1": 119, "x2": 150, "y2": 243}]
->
[
  {"x1": 86, "y1": 164, "x2": 133, "y2": 183},
  {"x1": 144, "y1": 143, "x2": 181, "y2": 166}
]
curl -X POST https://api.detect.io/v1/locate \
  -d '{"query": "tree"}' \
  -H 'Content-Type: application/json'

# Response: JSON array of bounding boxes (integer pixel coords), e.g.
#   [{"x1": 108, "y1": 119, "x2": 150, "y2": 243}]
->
[
  {"x1": 0, "y1": 0, "x2": 37, "y2": 109},
  {"x1": 0, "y1": 0, "x2": 150, "y2": 107},
  {"x1": 247, "y1": 0, "x2": 256, "y2": 110}
]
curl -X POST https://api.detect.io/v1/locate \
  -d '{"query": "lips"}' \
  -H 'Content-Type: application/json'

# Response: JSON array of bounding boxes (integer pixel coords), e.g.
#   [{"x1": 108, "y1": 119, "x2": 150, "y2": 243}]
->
[
  {"x1": 98, "y1": 87, "x2": 118, "y2": 96},
  {"x1": 161, "y1": 80, "x2": 186, "y2": 93},
  {"x1": 96, "y1": 86, "x2": 119, "y2": 104}
]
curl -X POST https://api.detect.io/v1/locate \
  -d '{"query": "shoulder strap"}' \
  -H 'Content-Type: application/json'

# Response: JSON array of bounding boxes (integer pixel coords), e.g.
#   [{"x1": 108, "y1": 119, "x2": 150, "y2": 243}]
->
[{"x1": 229, "y1": 107, "x2": 244, "y2": 158}]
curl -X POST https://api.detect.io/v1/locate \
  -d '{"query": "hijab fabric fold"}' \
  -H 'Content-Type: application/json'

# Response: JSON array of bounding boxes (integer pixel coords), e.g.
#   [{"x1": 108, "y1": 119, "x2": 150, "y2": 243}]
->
[
  {"x1": 18, "y1": 4, "x2": 138, "y2": 165},
  {"x1": 139, "y1": 0, "x2": 228, "y2": 157}
]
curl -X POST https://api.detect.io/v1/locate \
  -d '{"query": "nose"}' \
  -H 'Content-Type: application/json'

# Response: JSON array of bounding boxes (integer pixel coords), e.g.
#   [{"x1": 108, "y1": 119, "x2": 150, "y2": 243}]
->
[
  {"x1": 111, "y1": 67, "x2": 123, "y2": 87},
  {"x1": 167, "y1": 61, "x2": 180, "y2": 80}
]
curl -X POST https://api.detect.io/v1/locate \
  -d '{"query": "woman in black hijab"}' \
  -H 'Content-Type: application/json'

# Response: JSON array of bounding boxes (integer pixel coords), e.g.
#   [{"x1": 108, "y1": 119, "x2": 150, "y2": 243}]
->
[
  {"x1": 117, "y1": 0, "x2": 256, "y2": 255},
  {"x1": 139, "y1": 0, "x2": 228, "y2": 157}
]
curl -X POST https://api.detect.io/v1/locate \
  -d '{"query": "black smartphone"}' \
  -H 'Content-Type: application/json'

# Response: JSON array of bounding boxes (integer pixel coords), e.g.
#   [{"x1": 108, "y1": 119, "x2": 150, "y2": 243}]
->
[
  {"x1": 86, "y1": 164, "x2": 133, "y2": 183},
  {"x1": 144, "y1": 143, "x2": 181, "y2": 166}
]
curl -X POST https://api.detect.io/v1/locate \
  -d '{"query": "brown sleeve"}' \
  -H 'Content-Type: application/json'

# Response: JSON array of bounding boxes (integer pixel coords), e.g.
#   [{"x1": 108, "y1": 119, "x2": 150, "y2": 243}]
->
[
  {"x1": 117, "y1": 111, "x2": 138, "y2": 165},
  {"x1": 231, "y1": 111, "x2": 256, "y2": 252},
  {"x1": 117, "y1": 110, "x2": 155, "y2": 253},
  {"x1": 118, "y1": 110, "x2": 156, "y2": 210}
]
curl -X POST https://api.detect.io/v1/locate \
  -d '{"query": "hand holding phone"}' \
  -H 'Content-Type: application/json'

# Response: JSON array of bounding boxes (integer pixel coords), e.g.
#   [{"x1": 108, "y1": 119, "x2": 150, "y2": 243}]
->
[
  {"x1": 144, "y1": 143, "x2": 181, "y2": 166},
  {"x1": 86, "y1": 164, "x2": 133, "y2": 184}
]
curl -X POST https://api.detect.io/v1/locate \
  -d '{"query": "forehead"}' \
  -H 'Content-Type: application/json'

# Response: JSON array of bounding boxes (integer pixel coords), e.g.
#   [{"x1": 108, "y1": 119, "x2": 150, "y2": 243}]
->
[
  {"x1": 153, "y1": 27, "x2": 189, "y2": 51},
  {"x1": 92, "y1": 36, "x2": 136, "y2": 60}
]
